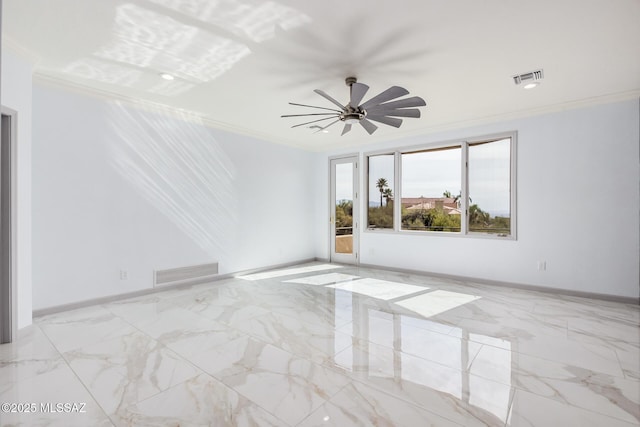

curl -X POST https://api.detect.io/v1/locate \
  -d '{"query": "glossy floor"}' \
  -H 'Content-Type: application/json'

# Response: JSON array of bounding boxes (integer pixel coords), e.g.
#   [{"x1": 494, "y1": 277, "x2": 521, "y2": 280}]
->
[{"x1": 1, "y1": 263, "x2": 639, "y2": 426}]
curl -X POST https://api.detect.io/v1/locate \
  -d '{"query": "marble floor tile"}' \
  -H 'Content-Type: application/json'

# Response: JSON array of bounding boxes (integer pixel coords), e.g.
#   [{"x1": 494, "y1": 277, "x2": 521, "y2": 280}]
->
[
  {"x1": 298, "y1": 381, "x2": 463, "y2": 427},
  {"x1": 615, "y1": 344, "x2": 640, "y2": 380},
  {"x1": 232, "y1": 311, "x2": 352, "y2": 363},
  {"x1": 512, "y1": 334, "x2": 625, "y2": 377},
  {"x1": 330, "y1": 340, "x2": 513, "y2": 427},
  {"x1": 0, "y1": 325, "x2": 60, "y2": 364},
  {"x1": 397, "y1": 312, "x2": 457, "y2": 335},
  {"x1": 174, "y1": 292, "x2": 271, "y2": 326},
  {"x1": 470, "y1": 345, "x2": 640, "y2": 424},
  {"x1": 37, "y1": 306, "x2": 140, "y2": 353},
  {"x1": 507, "y1": 389, "x2": 639, "y2": 427},
  {"x1": 63, "y1": 331, "x2": 202, "y2": 415},
  {"x1": 207, "y1": 339, "x2": 351, "y2": 426},
  {"x1": 567, "y1": 316, "x2": 640, "y2": 344},
  {"x1": 128, "y1": 306, "x2": 227, "y2": 342},
  {"x1": 532, "y1": 298, "x2": 640, "y2": 325},
  {"x1": 565, "y1": 330, "x2": 640, "y2": 379},
  {"x1": 103, "y1": 295, "x2": 181, "y2": 324},
  {"x1": 0, "y1": 359, "x2": 113, "y2": 426},
  {"x1": 260, "y1": 302, "x2": 353, "y2": 331},
  {"x1": 2, "y1": 263, "x2": 638, "y2": 426},
  {"x1": 115, "y1": 373, "x2": 285, "y2": 427},
  {"x1": 452, "y1": 308, "x2": 568, "y2": 341},
  {"x1": 0, "y1": 325, "x2": 63, "y2": 389}
]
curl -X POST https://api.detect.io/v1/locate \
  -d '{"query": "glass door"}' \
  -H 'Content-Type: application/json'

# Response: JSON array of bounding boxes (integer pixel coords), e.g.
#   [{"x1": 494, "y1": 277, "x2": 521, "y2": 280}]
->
[{"x1": 330, "y1": 156, "x2": 358, "y2": 264}]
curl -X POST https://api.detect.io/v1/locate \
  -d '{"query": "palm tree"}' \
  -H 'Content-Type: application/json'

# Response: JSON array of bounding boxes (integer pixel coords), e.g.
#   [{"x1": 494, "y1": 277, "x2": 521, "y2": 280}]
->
[
  {"x1": 383, "y1": 188, "x2": 393, "y2": 206},
  {"x1": 376, "y1": 178, "x2": 388, "y2": 207},
  {"x1": 453, "y1": 191, "x2": 471, "y2": 208},
  {"x1": 468, "y1": 204, "x2": 489, "y2": 229}
]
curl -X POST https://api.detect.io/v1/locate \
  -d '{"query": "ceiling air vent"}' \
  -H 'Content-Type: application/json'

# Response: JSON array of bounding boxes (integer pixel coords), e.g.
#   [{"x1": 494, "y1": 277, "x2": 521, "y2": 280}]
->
[{"x1": 513, "y1": 69, "x2": 544, "y2": 86}]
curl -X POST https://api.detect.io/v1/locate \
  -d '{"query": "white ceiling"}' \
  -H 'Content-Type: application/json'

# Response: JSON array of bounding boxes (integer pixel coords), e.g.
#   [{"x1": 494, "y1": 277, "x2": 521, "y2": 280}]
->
[{"x1": 4, "y1": 0, "x2": 640, "y2": 151}]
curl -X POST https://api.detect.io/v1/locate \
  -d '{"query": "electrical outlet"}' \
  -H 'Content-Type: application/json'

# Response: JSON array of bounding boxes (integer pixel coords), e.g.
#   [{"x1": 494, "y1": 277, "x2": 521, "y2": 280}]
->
[
  {"x1": 537, "y1": 261, "x2": 547, "y2": 271},
  {"x1": 119, "y1": 270, "x2": 128, "y2": 280}
]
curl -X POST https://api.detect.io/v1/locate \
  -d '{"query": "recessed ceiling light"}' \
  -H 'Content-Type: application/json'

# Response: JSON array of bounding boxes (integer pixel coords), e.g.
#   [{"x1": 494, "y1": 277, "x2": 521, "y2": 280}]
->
[
  {"x1": 159, "y1": 73, "x2": 174, "y2": 81},
  {"x1": 513, "y1": 69, "x2": 544, "y2": 89}
]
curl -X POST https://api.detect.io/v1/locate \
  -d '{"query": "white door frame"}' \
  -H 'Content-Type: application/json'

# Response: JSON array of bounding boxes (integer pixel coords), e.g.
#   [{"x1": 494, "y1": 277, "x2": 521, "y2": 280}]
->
[
  {"x1": 329, "y1": 155, "x2": 359, "y2": 264},
  {"x1": 1, "y1": 108, "x2": 18, "y2": 344}
]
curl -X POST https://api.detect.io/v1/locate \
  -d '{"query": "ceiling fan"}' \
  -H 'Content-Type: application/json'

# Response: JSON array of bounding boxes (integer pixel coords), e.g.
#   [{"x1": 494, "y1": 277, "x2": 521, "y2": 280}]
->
[{"x1": 281, "y1": 77, "x2": 426, "y2": 136}]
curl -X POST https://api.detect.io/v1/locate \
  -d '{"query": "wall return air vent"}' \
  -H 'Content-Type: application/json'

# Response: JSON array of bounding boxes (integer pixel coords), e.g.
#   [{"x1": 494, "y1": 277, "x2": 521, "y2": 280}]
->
[{"x1": 512, "y1": 69, "x2": 544, "y2": 86}]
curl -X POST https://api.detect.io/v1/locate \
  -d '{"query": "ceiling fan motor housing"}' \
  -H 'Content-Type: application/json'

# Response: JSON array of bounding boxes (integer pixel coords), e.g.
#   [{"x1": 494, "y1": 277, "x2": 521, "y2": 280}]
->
[{"x1": 341, "y1": 111, "x2": 364, "y2": 124}]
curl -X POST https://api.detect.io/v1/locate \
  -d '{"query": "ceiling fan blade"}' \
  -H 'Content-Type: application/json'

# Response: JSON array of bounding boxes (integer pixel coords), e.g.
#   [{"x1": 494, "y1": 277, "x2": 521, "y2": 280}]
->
[
  {"x1": 314, "y1": 89, "x2": 345, "y2": 109},
  {"x1": 359, "y1": 118, "x2": 378, "y2": 135},
  {"x1": 281, "y1": 113, "x2": 340, "y2": 118},
  {"x1": 374, "y1": 96, "x2": 426, "y2": 110},
  {"x1": 366, "y1": 115, "x2": 403, "y2": 128},
  {"x1": 341, "y1": 123, "x2": 352, "y2": 136},
  {"x1": 292, "y1": 116, "x2": 341, "y2": 128},
  {"x1": 289, "y1": 102, "x2": 342, "y2": 113},
  {"x1": 364, "y1": 108, "x2": 421, "y2": 118},
  {"x1": 350, "y1": 83, "x2": 369, "y2": 108},
  {"x1": 359, "y1": 86, "x2": 410, "y2": 110}
]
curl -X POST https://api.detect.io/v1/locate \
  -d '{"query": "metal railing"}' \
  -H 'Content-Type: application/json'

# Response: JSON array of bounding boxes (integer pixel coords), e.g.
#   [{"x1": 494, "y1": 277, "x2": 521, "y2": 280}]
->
[{"x1": 335, "y1": 226, "x2": 353, "y2": 236}]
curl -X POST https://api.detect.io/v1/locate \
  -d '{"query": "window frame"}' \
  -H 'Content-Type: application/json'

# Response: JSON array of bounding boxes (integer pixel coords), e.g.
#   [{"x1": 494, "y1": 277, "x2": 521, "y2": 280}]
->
[{"x1": 364, "y1": 131, "x2": 517, "y2": 240}]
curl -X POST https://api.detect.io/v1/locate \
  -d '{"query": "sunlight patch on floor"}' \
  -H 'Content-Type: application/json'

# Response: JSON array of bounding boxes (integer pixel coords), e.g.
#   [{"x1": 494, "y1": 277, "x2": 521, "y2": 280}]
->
[
  {"x1": 237, "y1": 264, "x2": 342, "y2": 281},
  {"x1": 395, "y1": 290, "x2": 480, "y2": 318},
  {"x1": 327, "y1": 278, "x2": 427, "y2": 301},
  {"x1": 283, "y1": 273, "x2": 359, "y2": 286}
]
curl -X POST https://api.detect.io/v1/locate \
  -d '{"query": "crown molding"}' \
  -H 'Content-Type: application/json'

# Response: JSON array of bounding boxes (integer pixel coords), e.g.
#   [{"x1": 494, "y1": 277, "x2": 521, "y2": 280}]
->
[
  {"x1": 31, "y1": 72, "x2": 640, "y2": 154},
  {"x1": 2, "y1": 37, "x2": 42, "y2": 66}
]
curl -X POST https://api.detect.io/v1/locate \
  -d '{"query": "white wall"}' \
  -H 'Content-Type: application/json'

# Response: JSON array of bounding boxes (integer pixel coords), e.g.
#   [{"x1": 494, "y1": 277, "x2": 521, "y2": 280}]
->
[
  {"x1": 32, "y1": 83, "x2": 316, "y2": 309},
  {"x1": 316, "y1": 100, "x2": 640, "y2": 299},
  {"x1": 1, "y1": 49, "x2": 32, "y2": 327}
]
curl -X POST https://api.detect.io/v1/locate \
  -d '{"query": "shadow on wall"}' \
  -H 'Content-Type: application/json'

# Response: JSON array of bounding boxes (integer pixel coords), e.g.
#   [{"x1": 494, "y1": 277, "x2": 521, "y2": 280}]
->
[{"x1": 107, "y1": 101, "x2": 237, "y2": 256}]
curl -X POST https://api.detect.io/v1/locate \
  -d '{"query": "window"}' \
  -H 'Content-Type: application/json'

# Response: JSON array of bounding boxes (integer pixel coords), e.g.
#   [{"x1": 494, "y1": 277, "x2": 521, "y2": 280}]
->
[
  {"x1": 365, "y1": 133, "x2": 516, "y2": 238},
  {"x1": 367, "y1": 154, "x2": 395, "y2": 230},
  {"x1": 401, "y1": 146, "x2": 461, "y2": 232},
  {"x1": 468, "y1": 138, "x2": 512, "y2": 235}
]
